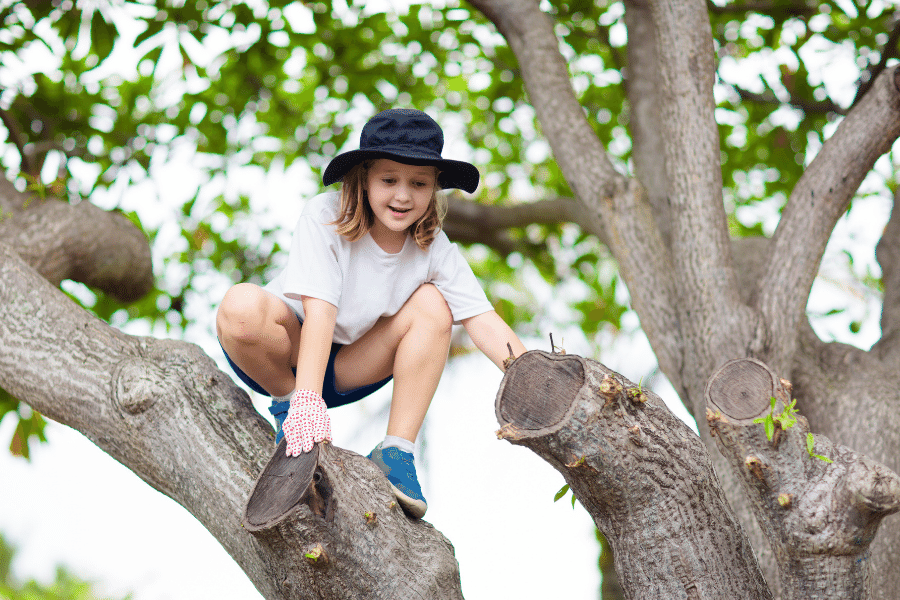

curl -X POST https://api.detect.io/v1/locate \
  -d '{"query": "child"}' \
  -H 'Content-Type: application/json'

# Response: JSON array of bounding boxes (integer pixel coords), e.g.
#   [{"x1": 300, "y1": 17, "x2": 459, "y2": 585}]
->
[{"x1": 216, "y1": 108, "x2": 527, "y2": 518}]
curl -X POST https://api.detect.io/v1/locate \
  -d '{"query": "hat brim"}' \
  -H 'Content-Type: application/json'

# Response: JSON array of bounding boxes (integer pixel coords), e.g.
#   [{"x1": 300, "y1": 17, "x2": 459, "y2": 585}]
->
[{"x1": 323, "y1": 149, "x2": 480, "y2": 194}]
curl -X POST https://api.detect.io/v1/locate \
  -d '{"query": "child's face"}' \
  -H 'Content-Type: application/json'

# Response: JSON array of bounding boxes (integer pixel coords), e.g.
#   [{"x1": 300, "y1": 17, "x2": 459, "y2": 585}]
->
[{"x1": 365, "y1": 159, "x2": 437, "y2": 240}]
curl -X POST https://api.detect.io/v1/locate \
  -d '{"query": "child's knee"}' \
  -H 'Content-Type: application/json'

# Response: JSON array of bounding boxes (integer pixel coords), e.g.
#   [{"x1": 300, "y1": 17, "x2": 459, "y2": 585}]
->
[
  {"x1": 410, "y1": 284, "x2": 452, "y2": 333},
  {"x1": 217, "y1": 283, "x2": 269, "y2": 342}
]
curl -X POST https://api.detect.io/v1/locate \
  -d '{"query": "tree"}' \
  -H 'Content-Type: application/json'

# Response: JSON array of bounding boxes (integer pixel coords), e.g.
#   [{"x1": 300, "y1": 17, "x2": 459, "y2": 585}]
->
[{"x1": 2, "y1": 0, "x2": 900, "y2": 598}]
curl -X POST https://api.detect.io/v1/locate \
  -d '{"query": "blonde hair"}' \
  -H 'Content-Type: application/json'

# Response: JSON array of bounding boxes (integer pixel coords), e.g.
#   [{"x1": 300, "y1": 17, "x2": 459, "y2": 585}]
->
[{"x1": 331, "y1": 160, "x2": 447, "y2": 250}]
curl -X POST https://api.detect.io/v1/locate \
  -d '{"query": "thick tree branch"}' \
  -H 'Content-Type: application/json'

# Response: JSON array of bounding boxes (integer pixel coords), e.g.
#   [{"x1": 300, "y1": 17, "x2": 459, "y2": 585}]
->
[
  {"x1": 443, "y1": 193, "x2": 596, "y2": 254},
  {"x1": 0, "y1": 177, "x2": 153, "y2": 302},
  {"x1": 0, "y1": 243, "x2": 464, "y2": 600},
  {"x1": 758, "y1": 66, "x2": 900, "y2": 374},
  {"x1": 648, "y1": 0, "x2": 744, "y2": 343},
  {"x1": 624, "y1": 0, "x2": 672, "y2": 249},
  {"x1": 495, "y1": 350, "x2": 772, "y2": 599},
  {"x1": 792, "y1": 321, "x2": 900, "y2": 599},
  {"x1": 875, "y1": 187, "x2": 900, "y2": 351},
  {"x1": 447, "y1": 194, "x2": 586, "y2": 231},
  {"x1": 707, "y1": 358, "x2": 900, "y2": 600},
  {"x1": 468, "y1": 0, "x2": 685, "y2": 391}
]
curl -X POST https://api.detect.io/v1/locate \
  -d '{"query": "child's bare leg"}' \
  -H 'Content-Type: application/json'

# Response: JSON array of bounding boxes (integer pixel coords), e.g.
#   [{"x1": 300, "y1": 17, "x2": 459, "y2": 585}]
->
[
  {"x1": 334, "y1": 283, "x2": 452, "y2": 442},
  {"x1": 386, "y1": 286, "x2": 452, "y2": 441},
  {"x1": 216, "y1": 283, "x2": 299, "y2": 396}
]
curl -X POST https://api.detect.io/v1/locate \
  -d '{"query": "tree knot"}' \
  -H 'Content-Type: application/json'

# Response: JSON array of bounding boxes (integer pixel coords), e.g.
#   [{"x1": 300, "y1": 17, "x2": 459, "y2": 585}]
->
[{"x1": 112, "y1": 357, "x2": 173, "y2": 415}]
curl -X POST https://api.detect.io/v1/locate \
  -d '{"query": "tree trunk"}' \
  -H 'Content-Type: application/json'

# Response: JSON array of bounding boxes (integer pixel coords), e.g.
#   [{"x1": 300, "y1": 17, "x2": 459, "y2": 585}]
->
[{"x1": 465, "y1": 1, "x2": 900, "y2": 597}]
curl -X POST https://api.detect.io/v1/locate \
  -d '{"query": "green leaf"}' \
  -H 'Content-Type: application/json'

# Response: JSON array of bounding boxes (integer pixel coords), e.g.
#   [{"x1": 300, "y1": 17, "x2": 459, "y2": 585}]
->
[
  {"x1": 554, "y1": 483, "x2": 570, "y2": 502},
  {"x1": 0, "y1": 386, "x2": 46, "y2": 461},
  {"x1": 806, "y1": 433, "x2": 834, "y2": 463},
  {"x1": 774, "y1": 398, "x2": 798, "y2": 430}
]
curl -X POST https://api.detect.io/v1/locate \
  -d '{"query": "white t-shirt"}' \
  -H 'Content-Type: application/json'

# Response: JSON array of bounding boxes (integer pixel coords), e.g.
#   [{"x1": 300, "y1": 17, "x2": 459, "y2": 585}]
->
[{"x1": 264, "y1": 192, "x2": 494, "y2": 345}]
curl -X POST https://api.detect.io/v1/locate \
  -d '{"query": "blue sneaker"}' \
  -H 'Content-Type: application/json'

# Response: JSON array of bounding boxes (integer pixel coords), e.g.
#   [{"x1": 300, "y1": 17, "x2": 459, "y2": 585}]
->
[
  {"x1": 268, "y1": 399, "x2": 290, "y2": 444},
  {"x1": 367, "y1": 443, "x2": 427, "y2": 518}
]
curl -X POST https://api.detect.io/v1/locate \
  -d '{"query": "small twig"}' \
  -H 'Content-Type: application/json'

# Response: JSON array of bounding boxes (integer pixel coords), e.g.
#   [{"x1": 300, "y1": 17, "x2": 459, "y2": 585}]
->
[
  {"x1": 502, "y1": 342, "x2": 516, "y2": 370},
  {"x1": 548, "y1": 333, "x2": 566, "y2": 354}
]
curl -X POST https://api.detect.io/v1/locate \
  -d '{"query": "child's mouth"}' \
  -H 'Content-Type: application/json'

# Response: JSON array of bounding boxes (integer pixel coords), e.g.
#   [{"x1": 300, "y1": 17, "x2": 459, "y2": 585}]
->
[{"x1": 389, "y1": 206, "x2": 412, "y2": 215}]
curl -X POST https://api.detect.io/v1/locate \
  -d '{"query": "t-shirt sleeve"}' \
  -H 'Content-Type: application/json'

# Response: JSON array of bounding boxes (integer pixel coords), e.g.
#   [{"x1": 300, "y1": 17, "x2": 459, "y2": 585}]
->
[
  {"x1": 429, "y1": 235, "x2": 494, "y2": 323},
  {"x1": 280, "y1": 213, "x2": 343, "y2": 308}
]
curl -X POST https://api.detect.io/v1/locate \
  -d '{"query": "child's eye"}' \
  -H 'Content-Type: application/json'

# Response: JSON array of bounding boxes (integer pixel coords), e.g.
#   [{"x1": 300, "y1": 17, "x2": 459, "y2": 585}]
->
[{"x1": 382, "y1": 178, "x2": 395, "y2": 184}]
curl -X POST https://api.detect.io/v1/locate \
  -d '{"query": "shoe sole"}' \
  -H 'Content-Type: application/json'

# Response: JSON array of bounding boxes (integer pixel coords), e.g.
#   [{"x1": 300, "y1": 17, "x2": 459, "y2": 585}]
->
[{"x1": 388, "y1": 482, "x2": 427, "y2": 519}]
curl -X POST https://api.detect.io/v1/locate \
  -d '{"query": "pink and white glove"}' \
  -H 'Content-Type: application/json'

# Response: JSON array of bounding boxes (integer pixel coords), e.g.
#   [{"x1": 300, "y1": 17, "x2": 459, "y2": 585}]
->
[{"x1": 282, "y1": 389, "x2": 332, "y2": 456}]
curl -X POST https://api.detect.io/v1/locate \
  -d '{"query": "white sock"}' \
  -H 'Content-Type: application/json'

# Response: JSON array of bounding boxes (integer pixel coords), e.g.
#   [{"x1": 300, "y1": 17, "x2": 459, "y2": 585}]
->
[
  {"x1": 271, "y1": 391, "x2": 293, "y2": 403},
  {"x1": 383, "y1": 435, "x2": 415, "y2": 455}
]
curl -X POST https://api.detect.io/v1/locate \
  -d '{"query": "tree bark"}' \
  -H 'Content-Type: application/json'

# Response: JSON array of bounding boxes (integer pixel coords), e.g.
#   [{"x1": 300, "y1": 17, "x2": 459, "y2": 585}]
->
[
  {"x1": 495, "y1": 350, "x2": 772, "y2": 600},
  {"x1": 623, "y1": 0, "x2": 672, "y2": 249},
  {"x1": 875, "y1": 187, "x2": 900, "y2": 349},
  {"x1": 0, "y1": 243, "x2": 464, "y2": 600},
  {"x1": 791, "y1": 325, "x2": 900, "y2": 600}
]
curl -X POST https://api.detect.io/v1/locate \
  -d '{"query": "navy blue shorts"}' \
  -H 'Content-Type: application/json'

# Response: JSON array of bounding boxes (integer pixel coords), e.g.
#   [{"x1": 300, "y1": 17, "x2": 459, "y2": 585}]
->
[{"x1": 220, "y1": 320, "x2": 392, "y2": 442}]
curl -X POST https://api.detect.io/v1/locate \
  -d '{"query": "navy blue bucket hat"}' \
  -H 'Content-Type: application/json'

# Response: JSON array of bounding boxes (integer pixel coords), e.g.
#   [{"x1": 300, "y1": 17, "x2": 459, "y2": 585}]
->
[{"x1": 322, "y1": 108, "x2": 480, "y2": 193}]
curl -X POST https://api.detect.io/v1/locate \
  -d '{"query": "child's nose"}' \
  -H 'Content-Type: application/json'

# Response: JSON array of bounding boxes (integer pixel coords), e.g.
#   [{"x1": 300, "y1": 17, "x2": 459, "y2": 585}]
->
[{"x1": 396, "y1": 183, "x2": 413, "y2": 199}]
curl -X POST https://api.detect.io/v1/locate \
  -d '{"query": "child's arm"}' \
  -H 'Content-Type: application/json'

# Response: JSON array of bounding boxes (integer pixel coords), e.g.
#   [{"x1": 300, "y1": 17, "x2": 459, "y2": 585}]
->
[
  {"x1": 462, "y1": 310, "x2": 527, "y2": 371},
  {"x1": 295, "y1": 295, "x2": 338, "y2": 394},
  {"x1": 282, "y1": 296, "x2": 337, "y2": 456}
]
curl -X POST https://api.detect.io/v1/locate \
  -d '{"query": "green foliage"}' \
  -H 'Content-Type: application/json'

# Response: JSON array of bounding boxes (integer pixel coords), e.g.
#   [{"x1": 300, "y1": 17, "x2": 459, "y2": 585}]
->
[
  {"x1": 708, "y1": 1, "x2": 898, "y2": 237},
  {"x1": 752, "y1": 397, "x2": 832, "y2": 463},
  {"x1": 0, "y1": 533, "x2": 132, "y2": 600},
  {"x1": 753, "y1": 396, "x2": 799, "y2": 441},
  {"x1": 2, "y1": 0, "x2": 883, "y2": 332}
]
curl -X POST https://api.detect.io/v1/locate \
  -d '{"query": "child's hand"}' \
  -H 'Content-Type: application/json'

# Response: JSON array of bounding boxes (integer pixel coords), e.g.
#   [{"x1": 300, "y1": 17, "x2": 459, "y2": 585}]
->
[{"x1": 282, "y1": 389, "x2": 332, "y2": 456}]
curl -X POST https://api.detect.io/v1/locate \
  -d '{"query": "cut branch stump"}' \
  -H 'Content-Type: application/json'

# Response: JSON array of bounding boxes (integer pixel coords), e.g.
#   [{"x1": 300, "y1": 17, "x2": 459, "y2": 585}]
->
[
  {"x1": 243, "y1": 440, "x2": 464, "y2": 600},
  {"x1": 706, "y1": 358, "x2": 900, "y2": 600}
]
